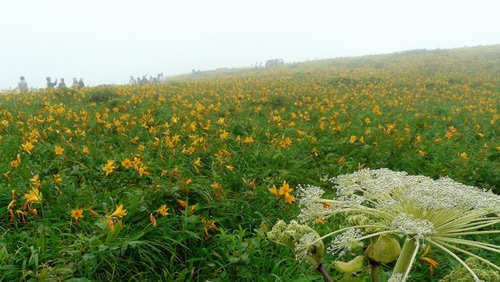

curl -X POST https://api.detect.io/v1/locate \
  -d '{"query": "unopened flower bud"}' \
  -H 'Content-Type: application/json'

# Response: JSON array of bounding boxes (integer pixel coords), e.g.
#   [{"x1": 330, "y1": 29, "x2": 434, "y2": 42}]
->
[
  {"x1": 334, "y1": 255, "x2": 365, "y2": 273},
  {"x1": 364, "y1": 234, "x2": 401, "y2": 264}
]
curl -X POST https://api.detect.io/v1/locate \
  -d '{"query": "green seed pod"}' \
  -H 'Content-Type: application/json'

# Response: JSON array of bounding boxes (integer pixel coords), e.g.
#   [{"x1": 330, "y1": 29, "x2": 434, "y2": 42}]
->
[
  {"x1": 364, "y1": 234, "x2": 401, "y2": 264},
  {"x1": 334, "y1": 255, "x2": 365, "y2": 273}
]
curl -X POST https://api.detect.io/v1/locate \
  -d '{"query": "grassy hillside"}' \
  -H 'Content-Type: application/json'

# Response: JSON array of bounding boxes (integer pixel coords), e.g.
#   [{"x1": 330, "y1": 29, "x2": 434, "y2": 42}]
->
[{"x1": 1, "y1": 45, "x2": 500, "y2": 281}]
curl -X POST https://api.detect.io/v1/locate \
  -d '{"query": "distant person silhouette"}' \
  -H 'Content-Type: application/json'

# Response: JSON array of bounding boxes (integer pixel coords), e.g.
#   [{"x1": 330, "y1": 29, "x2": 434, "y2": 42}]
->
[
  {"x1": 78, "y1": 78, "x2": 85, "y2": 88},
  {"x1": 18, "y1": 76, "x2": 28, "y2": 91},
  {"x1": 129, "y1": 76, "x2": 137, "y2": 85},
  {"x1": 72, "y1": 78, "x2": 79, "y2": 88},
  {"x1": 58, "y1": 78, "x2": 66, "y2": 88},
  {"x1": 46, "y1": 77, "x2": 57, "y2": 89}
]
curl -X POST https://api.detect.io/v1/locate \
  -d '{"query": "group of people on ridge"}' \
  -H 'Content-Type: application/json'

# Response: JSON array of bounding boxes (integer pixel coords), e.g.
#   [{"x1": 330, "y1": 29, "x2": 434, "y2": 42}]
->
[
  {"x1": 129, "y1": 73, "x2": 164, "y2": 86},
  {"x1": 17, "y1": 76, "x2": 85, "y2": 91},
  {"x1": 46, "y1": 77, "x2": 85, "y2": 89}
]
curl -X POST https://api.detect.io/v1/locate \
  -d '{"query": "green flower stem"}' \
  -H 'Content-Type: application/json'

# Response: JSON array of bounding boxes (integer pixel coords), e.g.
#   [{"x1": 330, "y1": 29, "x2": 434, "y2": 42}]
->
[
  {"x1": 392, "y1": 237, "x2": 418, "y2": 278},
  {"x1": 316, "y1": 263, "x2": 333, "y2": 282}
]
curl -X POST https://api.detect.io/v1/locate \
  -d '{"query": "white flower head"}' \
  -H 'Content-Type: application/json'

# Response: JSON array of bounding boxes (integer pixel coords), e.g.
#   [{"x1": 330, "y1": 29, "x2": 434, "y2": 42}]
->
[
  {"x1": 299, "y1": 168, "x2": 500, "y2": 281},
  {"x1": 327, "y1": 228, "x2": 364, "y2": 257},
  {"x1": 388, "y1": 273, "x2": 403, "y2": 282}
]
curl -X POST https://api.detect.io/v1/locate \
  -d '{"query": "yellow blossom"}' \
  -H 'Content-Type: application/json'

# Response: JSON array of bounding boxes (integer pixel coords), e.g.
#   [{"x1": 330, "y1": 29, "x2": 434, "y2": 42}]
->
[
  {"x1": 11, "y1": 160, "x2": 19, "y2": 168},
  {"x1": 54, "y1": 145, "x2": 64, "y2": 155},
  {"x1": 22, "y1": 141, "x2": 34, "y2": 154},
  {"x1": 71, "y1": 208, "x2": 84, "y2": 227},
  {"x1": 110, "y1": 204, "x2": 127, "y2": 217},
  {"x1": 284, "y1": 194, "x2": 295, "y2": 204},
  {"x1": 316, "y1": 216, "x2": 327, "y2": 224},
  {"x1": 278, "y1": 181, "x2": 293, "y2": 196},
  {"x1": 121, "y1": 158, "x2": 133, "y2": 169},
  {"x1": 139, "y1": 163, "x2": 150, "y2": 177},
  {"x1": 268, "y1": 185, "x2": 279, "y2": 199},
  {"x1": 102, "y1": 161, "x2": 116, "y2": 176},
  {"x1": 243, "y1": 136, "x2": 254, "y2": 144},
  {"x1": 220, "y1": 131, "x2": 229, "y2": 139},
  {"x1": 157, "y1": 204, "x2": 169, "y2": 216},
  {"x1": 25, "y1": 188, "x2": 42, "y2": 204},
  {"x1": 420, "y1": 246, "x2": 438, "y2": 275}
]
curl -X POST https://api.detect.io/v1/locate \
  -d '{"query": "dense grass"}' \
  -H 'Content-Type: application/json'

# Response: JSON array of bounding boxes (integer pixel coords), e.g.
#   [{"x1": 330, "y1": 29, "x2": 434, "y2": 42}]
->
[{"x1": 1, "y1": 45, "x2": 500, "y2": 281}]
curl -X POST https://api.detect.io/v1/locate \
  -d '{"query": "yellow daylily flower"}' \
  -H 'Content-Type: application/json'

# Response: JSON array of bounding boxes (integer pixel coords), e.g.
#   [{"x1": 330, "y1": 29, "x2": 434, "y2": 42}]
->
[
  {"x1": 121, "y1": 158, "x2": 133, "y2": 169},
  {"x1": 71, "y1": 208, "x2": 84, "y2": 227},
  {"x1": 110, "y1": 204, "x2": 127, "y2": 218},
  {"x1": 157, "y1": 204, "x2": 169, "y2": 216},
  {"x1": 22, "y1": 141, "x2": 34, "y2": 154},
  {"x1": 25, "y1": 188, "x2": 42, "y2": 204},
  {"x1": 278, "y1": 180, "x2": 293, "y2": 196},
  {"x1": 54, "y1": 145, "x2": 64, "y2": 155},
  {"x1": 268, "y1": 185, "x2": 280, "y2": 199}
]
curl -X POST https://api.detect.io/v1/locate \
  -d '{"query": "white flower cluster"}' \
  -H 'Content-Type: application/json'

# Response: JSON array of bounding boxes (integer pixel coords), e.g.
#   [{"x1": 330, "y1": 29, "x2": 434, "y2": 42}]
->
[
  {"x1": 388, "y1": 273, "x2": 403, "y2": 282},
  {"x1": 296, "y1": 184, "x2": 331, "y2": 224},
  {"x1": 327, "y1": 228, "x2": 364, "y2": 257},
  {"x1": 329, "y1": 168, "x2": 500, "y2": 215},
  {"x1": 294, "y1": 232, "x2": 321, "y2": 262},
  {"x1": 294, "y1": 168, "x2": 500, "y2": 281},
  {"x1": 391, "y1": 213, "x2": 435, "y2": 239}
]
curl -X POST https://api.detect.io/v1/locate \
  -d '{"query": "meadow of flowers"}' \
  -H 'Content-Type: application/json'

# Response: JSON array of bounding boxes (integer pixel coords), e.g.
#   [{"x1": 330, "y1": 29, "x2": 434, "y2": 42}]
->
[{"x1": 1, "y1": 45, "x2": 500, "y2": 281}]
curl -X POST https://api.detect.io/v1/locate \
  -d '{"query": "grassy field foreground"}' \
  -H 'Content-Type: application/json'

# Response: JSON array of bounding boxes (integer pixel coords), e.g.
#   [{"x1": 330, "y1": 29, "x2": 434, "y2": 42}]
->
[{"x1": 2, "y1": 45, "x2": 500, "y2": 281}]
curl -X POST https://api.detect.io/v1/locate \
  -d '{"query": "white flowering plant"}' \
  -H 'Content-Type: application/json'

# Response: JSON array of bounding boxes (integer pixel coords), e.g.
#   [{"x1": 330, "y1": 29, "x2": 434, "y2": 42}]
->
[{"x1": 268, "y1": 168, "x2": 500, "y2": 282}]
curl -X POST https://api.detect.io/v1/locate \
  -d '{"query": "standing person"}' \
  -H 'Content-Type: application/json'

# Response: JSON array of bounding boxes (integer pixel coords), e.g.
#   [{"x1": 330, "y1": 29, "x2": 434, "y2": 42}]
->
[
  {"x1": 129, "y1": 76, "x2": 137, "y2": 85},
  {"x1": 46, "y1": 77, "x2": 57, "y2": 89},
  {"x1": 58, "y1": 78, "x2": 66, "y2": 88},
  {"x1": 18, "y1": 76, "x2": 28, "y2": 91},
  {"x1": 78, "y1": 78, "x2": 85, "y2": 88},
  {"x1": 72, "y1": 78, "x2": 78, "y2": 88}
]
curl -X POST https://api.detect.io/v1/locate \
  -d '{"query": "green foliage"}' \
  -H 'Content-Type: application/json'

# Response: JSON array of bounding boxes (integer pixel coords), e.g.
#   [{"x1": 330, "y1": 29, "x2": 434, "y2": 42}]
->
[
  {"x1": 439, "y1": 258, "x2": 500, "y2": 282},
  {"x1": 87, "y1": 86, "x2": 119, "y2": 103},
  {"x1": 1, "y1": 45, "x2": 500, "y2": 281}
]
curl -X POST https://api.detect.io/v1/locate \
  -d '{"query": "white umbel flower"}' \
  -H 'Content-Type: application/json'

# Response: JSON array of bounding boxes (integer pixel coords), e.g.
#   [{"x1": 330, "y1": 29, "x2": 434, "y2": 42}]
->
[{"x1": 297, "y1": 168, "x2": 500, "y2": 281}]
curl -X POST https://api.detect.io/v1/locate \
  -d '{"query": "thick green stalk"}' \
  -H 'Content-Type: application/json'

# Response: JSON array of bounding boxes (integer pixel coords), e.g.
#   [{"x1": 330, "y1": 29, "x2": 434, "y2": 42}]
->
[{"x1": 392, "y1": 237, "x2": 418, "y2": 277}]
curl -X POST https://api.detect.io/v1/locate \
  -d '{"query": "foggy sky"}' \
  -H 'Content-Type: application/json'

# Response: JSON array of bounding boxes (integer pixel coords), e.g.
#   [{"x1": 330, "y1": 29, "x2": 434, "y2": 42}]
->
[{"x1": 1, "y1": 0, "x2": 499, "y2": 90}]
